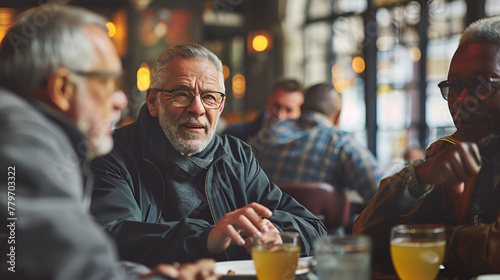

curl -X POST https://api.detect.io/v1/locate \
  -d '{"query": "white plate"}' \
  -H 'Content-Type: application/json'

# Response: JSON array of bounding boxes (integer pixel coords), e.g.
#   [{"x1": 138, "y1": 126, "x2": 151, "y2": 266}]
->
[
  {"x1": 215, "y1": 256, "x2": 312, "y2": 276},
  {"x1": 474, "y1": 275, "x2": 500, "y2": 280}
]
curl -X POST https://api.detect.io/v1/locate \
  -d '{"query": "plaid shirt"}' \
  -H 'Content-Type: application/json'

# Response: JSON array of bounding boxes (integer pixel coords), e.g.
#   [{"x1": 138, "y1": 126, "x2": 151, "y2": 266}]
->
[{"x1": 250, "y1": 111, "x2": 383, "y2": 203}]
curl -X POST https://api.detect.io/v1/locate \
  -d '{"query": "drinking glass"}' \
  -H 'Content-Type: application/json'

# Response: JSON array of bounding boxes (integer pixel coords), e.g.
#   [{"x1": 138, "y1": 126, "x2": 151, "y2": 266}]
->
[
  {"x1": 390, "y1": 224, "x2": 446, "y2": 280},
  {"x1": 252, "y1": 231, "x2": 300, "y2": 280},
  {"x1": 313, "y1": 235, "x2": 371, "y2": 280}
]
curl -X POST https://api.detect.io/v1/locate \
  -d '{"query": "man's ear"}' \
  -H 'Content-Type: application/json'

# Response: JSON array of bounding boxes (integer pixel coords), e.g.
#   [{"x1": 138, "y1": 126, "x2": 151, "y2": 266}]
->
[
  {"x1": 219, "y1": 98, "x2": 226, "y2": 113},
  {"x1": 333, "y1": 111, "x2": 341, "y2": 126},
  {"x1": 46, "y1": 67, "x2": 74, "y2": 112},
  {"x1": 146, "y1": 89, "x2": 159, "y2": 117}
]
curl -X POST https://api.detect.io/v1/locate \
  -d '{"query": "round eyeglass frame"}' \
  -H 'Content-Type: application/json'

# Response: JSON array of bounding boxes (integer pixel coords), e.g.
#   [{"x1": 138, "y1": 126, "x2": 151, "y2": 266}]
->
[{"x1": 150, "y1": 88, "x2": 226, "y2": 110}]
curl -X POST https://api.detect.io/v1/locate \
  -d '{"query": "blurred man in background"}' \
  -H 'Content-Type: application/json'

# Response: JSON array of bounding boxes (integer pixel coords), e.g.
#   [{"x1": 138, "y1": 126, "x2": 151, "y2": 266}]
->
[
  {"x1": 223, "y1": 78, "x2": 304, "y2": 142},
  {"x1": 251, "y1": 83, "x2": 383, "y2": 206}
]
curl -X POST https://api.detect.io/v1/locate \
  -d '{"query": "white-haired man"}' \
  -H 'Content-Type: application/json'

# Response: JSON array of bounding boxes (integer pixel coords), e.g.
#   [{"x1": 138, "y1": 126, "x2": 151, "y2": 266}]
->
[
  {"x1": 89, "y1": 43, "x2": 326, "y2": 267},
  {"x1": 0, "y1": 5, "x2": 216, "y2": 280}
]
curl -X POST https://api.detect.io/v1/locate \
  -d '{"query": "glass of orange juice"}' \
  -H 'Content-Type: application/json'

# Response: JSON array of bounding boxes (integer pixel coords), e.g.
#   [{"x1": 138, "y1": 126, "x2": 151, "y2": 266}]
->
[
  {"x1": 390, "y1": 224, "x2": 446, "y2": 280},
  {"x1": 252, "y1": 231, "x2": 300, "y2": 280}
]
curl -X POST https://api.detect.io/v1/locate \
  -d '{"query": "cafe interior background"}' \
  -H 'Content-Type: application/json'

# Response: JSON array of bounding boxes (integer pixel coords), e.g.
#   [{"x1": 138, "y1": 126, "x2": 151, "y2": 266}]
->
[{"x1": 1, "y1": 0, "x2": 498, "y2": 169}]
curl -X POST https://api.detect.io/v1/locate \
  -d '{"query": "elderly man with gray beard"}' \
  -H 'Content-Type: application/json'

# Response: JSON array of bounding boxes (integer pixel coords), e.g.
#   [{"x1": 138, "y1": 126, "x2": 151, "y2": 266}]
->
[{"x1": 89, "y1": 43, "x2": 326, "y2": 267}]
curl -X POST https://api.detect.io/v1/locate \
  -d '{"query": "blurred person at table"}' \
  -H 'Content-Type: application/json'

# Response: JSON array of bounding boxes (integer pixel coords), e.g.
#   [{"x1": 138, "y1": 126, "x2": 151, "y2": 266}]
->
[
  {"x1": 250, "y1": 83, "x2": 383, "y2": 205},
  {"x1": 222, "y1": 78, "x2": 305, "y2": 142},
  {"x1": 353, "y1": 15, "x2": 500, "y2": 278},
  {"x1": 89, "y1": 43, "x2": 326, "y2": 267},
  {"x1": 0, "y1": 5, "x2": 217, "y2": 280},
  {"x1": 385, "y1": 143, "x2": 426, "y2": 177}
]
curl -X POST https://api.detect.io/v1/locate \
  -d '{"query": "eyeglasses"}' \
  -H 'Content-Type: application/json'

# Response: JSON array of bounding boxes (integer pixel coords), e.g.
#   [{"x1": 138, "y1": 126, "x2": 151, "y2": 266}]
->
[
  {"x1": 150, "y1": 88, "x2": 226, "y2": 110},
  {"x1": 70, "y1": 69, "x2": 124, "y2": 79},
  {"x1": 438, "y1": 77, "x2": 500, "y2": 101}
]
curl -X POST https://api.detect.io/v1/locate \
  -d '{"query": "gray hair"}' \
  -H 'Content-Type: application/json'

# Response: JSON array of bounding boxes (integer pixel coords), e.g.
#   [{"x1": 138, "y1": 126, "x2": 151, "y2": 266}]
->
[
  {"x1": 460, "y1": 15, "x2": 500, "y2": 47},
  {"x1": 150, "y1": 43, "x2": 225, "y2": 93},
  {"x1": 0, "y1": 4, "x2": 108, "y2": 95}
]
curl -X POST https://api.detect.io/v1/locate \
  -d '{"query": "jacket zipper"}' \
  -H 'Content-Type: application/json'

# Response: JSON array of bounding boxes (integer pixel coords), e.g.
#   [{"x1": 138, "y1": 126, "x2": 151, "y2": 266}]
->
[
  {"x1": 204, "y1": 152, "x2": 229, "y2": 260},
  {"x1": 144, "y1": 158, "x2": 166, "y2": 223}
]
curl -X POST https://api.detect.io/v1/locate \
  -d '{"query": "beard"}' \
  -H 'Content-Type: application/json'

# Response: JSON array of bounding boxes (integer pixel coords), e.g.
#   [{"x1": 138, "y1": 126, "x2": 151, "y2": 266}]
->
[
  {"x1": 90, "y1": 133, "x2": 114, "y2": 157},
  {"x1": 477, "y1": 131, "x2": 500, "y2": 156},
  {"x1": 158, "y1": 105, "x2": 218, "y2": 155},
  {"x1": 451, "y1": 97, "x2": 499, "y2": 142},
  {"x1": 78, "y1": 120, "x2": 114, "y2": 159}
]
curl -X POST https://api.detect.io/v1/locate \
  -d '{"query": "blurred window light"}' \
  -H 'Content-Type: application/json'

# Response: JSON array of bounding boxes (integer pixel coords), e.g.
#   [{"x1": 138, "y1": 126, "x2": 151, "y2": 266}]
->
[
  {"x1": 202, "y1": 2, "x2": 244, "y2": 27},
  {"x1": 485, "y1": 0, "x2": 500, "y2": 16},
  {"x1": 335, "y1": 0, "x2": 367, "y2": 13},
  {"x1": 137, "y1": 63, "x2": 150, "y2": 91},
  {"x1": 409, "y1": 46, "x2": 421, "y2": 62}
]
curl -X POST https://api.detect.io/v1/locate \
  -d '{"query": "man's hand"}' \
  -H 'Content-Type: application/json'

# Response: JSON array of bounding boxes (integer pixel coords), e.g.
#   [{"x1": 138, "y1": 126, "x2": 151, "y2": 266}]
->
[
  {"x1": 141, "y1": 259, "x2": 219, "y2": 280},
  {"x1": 207, "y1": 202, "x2": 275, "y2": 254},
  {"x1": 242, "y1": 218, "x2": 281, "y2": 254},
  {"x1": 415, "y1": 142, "x2": 481, "y2": 194}
]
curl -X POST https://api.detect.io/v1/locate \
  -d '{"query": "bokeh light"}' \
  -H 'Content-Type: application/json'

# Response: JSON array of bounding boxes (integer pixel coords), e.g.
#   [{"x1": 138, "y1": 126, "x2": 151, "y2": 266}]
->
[
  {"x1": 409, "y1": 46, "x2": 421, "y2": 62},
  {"x1": 223, "y1": 65, "x2": 230, "y2": 80},
  {"x1": 232, "y1": 74, "x2": 246, "y2": 99},
  {"x1": 106, "y1": 21, "x2": 116, "y2": 37},
  {"x1": 352, "y1": 56, "x2": 365, "y2": 74},
  {"x1": 252, "y1": 35, "x2": 268, "y2": 52},
  {"x1": 137, "y1": 63, "x2": 150, "y2": 91}
]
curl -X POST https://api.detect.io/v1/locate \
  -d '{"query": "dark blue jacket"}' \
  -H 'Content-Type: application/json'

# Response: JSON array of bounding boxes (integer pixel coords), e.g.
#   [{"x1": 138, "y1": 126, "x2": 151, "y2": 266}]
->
[{"x1": 90, "y1": 106, "x2": 326, "y2": 267}]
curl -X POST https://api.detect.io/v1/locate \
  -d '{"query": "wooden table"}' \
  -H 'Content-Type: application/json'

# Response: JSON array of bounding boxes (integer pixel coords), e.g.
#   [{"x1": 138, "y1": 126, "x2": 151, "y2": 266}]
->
[
  {"x1": 371, "y1": 262, "x2": 471, "y2": 280},
  {"x1": 219, "y1": 261, "x2": 472, "y2": 280}
]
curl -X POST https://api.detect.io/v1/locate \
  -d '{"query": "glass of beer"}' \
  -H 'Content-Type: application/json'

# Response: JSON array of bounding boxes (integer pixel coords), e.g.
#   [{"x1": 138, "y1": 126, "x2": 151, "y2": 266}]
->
[
  {"x1": 390, "y1": 224, "x2": 446, "y2": 280},
  {"x1": 252, "y1": 231, "x2": 300, "y2": 280}
]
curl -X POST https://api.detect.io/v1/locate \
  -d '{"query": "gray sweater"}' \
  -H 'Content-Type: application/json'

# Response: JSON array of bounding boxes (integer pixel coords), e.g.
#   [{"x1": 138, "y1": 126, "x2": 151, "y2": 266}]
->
[{"x1": 0, "y1": 88, "x2": 149, "y2": 280}]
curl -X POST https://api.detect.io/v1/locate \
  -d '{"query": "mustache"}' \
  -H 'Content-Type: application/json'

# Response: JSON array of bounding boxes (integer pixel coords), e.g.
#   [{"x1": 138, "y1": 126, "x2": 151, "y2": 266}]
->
[
  {"x1": 451, "y1": 96, "x2": 493, "y2": 122},
  {"x1": 177, "y1": 116, "x2": 211, "y2": 130}
]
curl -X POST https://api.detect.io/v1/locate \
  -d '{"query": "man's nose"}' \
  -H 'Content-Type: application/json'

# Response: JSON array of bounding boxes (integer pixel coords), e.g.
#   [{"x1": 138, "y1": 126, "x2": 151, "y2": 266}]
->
[
  {"x1": 112, "y1": 89, "x2": 128, "y2": 112},
  {"x1": 276, "y1": 108, "x2": 288, "y2": 120},
  {"x1": 187, "y1": 94, "x2": 205, "y2": 116}
]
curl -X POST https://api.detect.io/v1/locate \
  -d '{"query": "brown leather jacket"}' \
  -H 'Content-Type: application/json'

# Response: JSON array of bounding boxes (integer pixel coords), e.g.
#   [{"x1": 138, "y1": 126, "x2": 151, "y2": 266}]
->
[{"x1": 353, "y1": 133, "x2": 500, "y2": 277}]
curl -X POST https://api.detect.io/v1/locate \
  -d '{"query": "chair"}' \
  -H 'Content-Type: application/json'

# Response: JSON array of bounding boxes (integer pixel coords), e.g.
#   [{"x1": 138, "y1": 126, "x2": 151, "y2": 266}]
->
[{"x1": 277, "y1": 182, "x2": 351, "y2": 231}]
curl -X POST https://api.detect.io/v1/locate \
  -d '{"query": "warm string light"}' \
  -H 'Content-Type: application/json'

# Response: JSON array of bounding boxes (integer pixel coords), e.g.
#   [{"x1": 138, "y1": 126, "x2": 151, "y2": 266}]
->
[
  {"x1": 106, "y1": 21, "x2": 116, "y2": 37},
  {"x1": 137, "y1": 63, "x2": 150, "y2": 91},
  {"x1": 252, "y1": 35, "x2": 268, "y2": 52},
  {"x1": 232, "y1": 74, "x2": 246, "y2": 99}
]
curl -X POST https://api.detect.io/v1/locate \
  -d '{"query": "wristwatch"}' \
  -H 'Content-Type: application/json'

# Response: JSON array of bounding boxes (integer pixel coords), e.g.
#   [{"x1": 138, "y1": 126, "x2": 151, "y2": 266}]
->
[{"x1": 405, "y1": 159, "x2": 433, "y2": 198}]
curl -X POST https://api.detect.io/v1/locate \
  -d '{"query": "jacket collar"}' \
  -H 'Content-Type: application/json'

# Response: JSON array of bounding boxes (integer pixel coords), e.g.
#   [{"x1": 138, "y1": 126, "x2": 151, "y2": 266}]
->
[
  {"x1": 20, "y1": 92, "x2": 90, "y2": 165},
  {"x1": 136, "y1": 104, "x2": 226, "y2": 174}
]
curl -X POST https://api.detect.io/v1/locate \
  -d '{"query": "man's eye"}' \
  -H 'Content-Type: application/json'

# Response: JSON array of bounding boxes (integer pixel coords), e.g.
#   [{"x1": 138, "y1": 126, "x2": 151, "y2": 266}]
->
[
  {"x1": 202, "y1": 93, "x2": 217, "y2": 100},
  {"x1": 174, "y1": 91, "x2": 190, "y2": 98}
]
